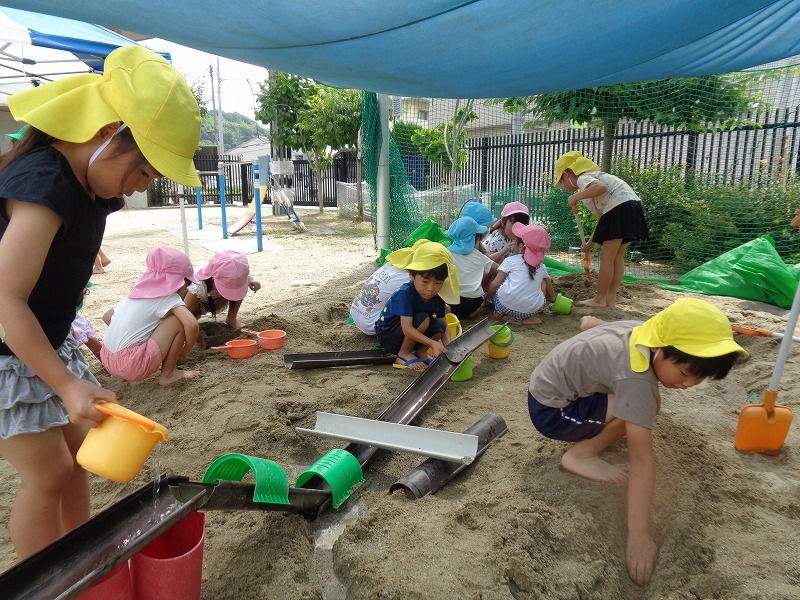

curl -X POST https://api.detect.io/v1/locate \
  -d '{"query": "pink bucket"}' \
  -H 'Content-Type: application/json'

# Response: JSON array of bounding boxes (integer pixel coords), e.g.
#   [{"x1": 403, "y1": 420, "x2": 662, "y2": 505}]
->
[
  {"x1": 130, "y1": 512, "x2": 205, "y2": 600},
  {"x1": 77, "y1": 562, "x2": 135, "y2": 600}
]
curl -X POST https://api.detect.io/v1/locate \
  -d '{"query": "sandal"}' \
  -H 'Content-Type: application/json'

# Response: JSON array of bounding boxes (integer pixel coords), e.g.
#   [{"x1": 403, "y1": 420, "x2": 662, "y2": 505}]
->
[{"x1": 393, "y1": 357, "x2": 427, "y2": 371}]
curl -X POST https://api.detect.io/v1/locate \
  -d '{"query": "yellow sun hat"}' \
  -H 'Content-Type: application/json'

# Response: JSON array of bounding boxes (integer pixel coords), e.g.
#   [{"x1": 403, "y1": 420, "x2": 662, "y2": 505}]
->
[
  {"x1": 628, "y1": 298, "x2": 748, "y2": 373},
  {"x1": 553, "y1": 151, "x2": 601, "y2": 185},
  {"x1": 385, "y1": 238, "x2": 429, "y2": 269},
  {"x1": 401, "y1": 241, "x2": 460, "y2": 305},
  {"x1": 8, "y1": 45, "x2": 201, "y2": 188}
]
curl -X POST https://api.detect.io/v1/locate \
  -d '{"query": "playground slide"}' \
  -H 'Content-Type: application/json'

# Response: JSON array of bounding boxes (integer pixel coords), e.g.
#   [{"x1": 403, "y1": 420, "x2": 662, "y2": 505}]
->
[{"x1": 228, "y1": 209, "x2": 256, "y2": 236}]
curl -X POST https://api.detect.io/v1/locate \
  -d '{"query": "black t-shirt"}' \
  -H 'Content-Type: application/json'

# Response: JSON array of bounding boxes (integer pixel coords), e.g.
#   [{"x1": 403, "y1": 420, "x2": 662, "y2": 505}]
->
[{"x1": 0, "y1": 145, "x2": 123, "y2": 355}]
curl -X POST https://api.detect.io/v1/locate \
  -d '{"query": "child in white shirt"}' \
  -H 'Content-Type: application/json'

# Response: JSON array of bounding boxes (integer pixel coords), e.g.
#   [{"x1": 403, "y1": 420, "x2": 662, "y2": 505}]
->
[{"x1": 486, "y1": 223, "x2": 555, "y2": 325}]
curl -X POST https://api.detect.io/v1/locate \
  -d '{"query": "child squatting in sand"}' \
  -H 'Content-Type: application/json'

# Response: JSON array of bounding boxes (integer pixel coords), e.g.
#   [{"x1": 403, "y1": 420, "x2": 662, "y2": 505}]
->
[
  {"x1": 374, "y1": 241, "x2": 460, "y2": 371},
  {"x1": 527, "y1": 298, "x2": 746, "y2": 585}
]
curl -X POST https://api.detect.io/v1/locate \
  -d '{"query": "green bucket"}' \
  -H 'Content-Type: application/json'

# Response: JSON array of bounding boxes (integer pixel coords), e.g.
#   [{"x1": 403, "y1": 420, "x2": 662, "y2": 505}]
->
[{"x1": 450, "y1": 354, "x2": 474, "y2": 382}]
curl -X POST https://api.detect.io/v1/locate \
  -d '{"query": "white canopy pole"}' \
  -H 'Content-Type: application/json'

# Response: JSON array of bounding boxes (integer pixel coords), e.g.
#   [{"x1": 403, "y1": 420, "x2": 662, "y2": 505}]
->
[{"x1": 376, "y1": 93, "x2": 390, "y2": 253}]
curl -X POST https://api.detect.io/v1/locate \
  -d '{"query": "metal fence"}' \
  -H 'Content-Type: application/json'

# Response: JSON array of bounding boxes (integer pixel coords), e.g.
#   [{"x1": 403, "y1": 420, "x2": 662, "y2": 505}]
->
[
  {"x1": 148, "y1": 153, "x2": 254, "y2": 207},
  {"x1": 455, "y1": 108, "x2": 800, "y2": 196}
]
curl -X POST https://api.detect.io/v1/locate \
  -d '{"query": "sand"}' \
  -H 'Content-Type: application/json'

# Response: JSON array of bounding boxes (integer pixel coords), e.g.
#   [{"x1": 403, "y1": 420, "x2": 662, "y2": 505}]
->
[{"x1": 1, "y1": 206, "x2": 799, "y2": 599}]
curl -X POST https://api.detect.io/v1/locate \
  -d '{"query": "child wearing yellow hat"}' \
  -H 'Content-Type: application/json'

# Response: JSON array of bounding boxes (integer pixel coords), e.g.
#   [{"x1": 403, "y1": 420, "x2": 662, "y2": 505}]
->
[
  {"x1": 527, "y1": 298, "x2": 747, "y2": 586},
  {"x1": 0, "y1": 45, "x2": 200, "y2": 559},
  {"x1": 374, "y1": 241, "x2": 460, "y2": 371},
  {"x1": 554, "y1": 150, "x2": 648, "y2": 308}
]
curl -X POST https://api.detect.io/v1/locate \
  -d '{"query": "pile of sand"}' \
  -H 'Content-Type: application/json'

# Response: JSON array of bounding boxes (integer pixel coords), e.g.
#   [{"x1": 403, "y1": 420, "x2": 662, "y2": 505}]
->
[{"x1": 1, "y1": 208, "x2": 798, "y2": 599}]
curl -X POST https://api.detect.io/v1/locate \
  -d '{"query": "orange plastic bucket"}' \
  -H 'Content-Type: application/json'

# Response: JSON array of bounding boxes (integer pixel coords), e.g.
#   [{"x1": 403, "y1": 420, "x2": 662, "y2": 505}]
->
[{"x1": 77, "y1": 403, "x2": 168, "y2": 483}]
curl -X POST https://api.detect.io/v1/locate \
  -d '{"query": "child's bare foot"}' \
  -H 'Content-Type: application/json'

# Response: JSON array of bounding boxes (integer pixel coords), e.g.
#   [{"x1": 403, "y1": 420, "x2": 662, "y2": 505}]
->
[
  {"x1": 92, "y1": 266, "x2": 106, "y2": 274},
  {"x1": 226, "y1": 319, "x2": 245, "y2": 330},
  {"x1": 580, "y1": 316, "x2": 607, "y2": 331},
  {"x1": 578, "y1": 297, "x2": 609, "y2": 308},
  {"x1": 159, "y1": 369, "x2": 201, "y2": 386},
  {"x1": 521, "y1": 316, "x2": 543, "y2": 325},
  {"x1": 560, "y1": 448, "x2": 627, "y2": 483}
]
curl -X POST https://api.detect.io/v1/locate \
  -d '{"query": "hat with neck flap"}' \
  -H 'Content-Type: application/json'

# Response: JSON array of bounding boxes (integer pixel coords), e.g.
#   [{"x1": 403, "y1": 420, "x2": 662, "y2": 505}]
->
[
  {"x1": 402, "y1": 241, "x2": 460, "y2": 305},
  {"x1": 8, "y1": 45, "x2": 201, "y2": 188},
  {"x1": 628, "y1": 298, "x2": 747, "y2": 373},
  {"x1": 554, "y1": 151, "x2": 601, "y2": 185}
]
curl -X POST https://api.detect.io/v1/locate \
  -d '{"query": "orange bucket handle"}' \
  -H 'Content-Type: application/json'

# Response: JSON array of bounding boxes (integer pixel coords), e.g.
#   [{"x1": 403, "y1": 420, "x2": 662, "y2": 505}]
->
[{"x1": 94, "y1": 402, "x2": 156, "y2": 432}]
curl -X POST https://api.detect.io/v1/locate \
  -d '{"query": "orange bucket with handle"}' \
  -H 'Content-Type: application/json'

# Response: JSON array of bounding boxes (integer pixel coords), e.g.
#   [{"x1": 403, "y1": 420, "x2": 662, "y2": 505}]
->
[{"x1": 77, "y1": 403, "x2": 168, "y2": 483}]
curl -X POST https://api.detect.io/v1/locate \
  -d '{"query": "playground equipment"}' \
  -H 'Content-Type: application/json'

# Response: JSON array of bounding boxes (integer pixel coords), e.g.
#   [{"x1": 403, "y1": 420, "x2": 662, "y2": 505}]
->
[
  {"x1": 0, "y1": 319, "x2": 501, "y2": 597},
  {"x1": 390, "y1": 413, "x2": 508, "y2": 498},
  {"x1": 284, "y1": 349, "x2": 397, "y2": 369}
]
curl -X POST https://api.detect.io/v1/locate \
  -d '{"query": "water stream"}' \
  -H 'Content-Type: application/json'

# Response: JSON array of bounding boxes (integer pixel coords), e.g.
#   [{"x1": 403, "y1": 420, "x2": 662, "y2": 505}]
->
[{"x1": 311, "y1": 501, "x2": 366, "y2": 600}]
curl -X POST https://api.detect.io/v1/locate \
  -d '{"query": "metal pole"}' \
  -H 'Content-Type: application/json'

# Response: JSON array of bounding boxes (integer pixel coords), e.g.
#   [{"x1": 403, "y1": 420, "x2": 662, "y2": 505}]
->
[
  {"x1": 195, "y1": 172, "x2": 203, "y2": 230},
  {"x1": 179, "y1": 195, "x2": 190, "y2": 259},
  {"x1": 214, "y1": 59, "x2": 224, "y2": 156},
  {"x1": 253, "y1": 159, "x2": 263, "y2": 252},
  {"x1": 376, "y1": 94, "x2": 390, "y2": 254},
  {"x1": 218, "y1": 162, "x2": 228, "y2": 239}
]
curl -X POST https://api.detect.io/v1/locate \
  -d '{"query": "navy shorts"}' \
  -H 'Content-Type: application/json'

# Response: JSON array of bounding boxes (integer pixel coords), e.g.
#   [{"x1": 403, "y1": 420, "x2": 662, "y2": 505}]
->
[
  {"x1": 376, "y1": 312, "x2": 446, "y2": 355},
  {"x1": 528, "y1": 391, "x2": 608, "y2": 442}
]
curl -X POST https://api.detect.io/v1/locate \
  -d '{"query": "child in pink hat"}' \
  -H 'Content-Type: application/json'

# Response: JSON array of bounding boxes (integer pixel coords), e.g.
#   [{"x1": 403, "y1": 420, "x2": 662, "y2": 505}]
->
[
  {"x1": 481, "y1": 201, "x2": 531, "y2": 262},
  {"x1": 100, "y1": 246, "x2": 201, "y2": 386},
  {"x1": 485, "y1": 223, "x2": 556, "y2": 325},
  {"x1": 183, "y1": 250, "x2": 261, "y2": 330}
]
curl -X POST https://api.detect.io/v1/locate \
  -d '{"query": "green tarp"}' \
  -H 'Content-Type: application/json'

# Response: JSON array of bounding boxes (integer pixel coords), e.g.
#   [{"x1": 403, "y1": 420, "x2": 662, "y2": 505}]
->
[{"x1": 662, "y1": 236, "x2": 799, "y2": 309}]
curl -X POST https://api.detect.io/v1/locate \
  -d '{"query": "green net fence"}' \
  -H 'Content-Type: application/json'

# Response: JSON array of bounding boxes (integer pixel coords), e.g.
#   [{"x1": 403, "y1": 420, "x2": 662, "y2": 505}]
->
[{"x1": 357, "y1": 57, "x2": 800, "y2": 281}]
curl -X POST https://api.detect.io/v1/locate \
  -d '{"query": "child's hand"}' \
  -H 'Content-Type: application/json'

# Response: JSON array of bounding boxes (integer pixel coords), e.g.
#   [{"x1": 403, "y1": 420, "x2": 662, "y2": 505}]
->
[
  {"x1": 580, "y1": 240, "x2": 595, "y2": 252},
  {"x1": 430, "y1": 340, "x2": 447, "y2": 357},
  {"x1": 59, "y1": 379, "x2": 117, "y2": 428},
  {"x1": 248, "y1": 279, "x2": 261, "y2": 293},
  {"x1": 568, "y1": 195, "x2": 580, "y2": 210},
  {"x1": 626, "y1": 534, "x2": 659, "y2": 586}
]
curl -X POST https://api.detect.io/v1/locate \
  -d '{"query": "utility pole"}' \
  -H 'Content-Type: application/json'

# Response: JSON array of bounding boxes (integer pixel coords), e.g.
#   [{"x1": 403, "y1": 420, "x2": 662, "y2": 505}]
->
[{"x1": 209, "y1": 62, "x2": 224, "y2": 157}]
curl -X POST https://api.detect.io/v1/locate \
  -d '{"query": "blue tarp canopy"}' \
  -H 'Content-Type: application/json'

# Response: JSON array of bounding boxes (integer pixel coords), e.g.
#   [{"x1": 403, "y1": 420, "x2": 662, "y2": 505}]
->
[
  {"x1": 0, "y1": 6, "x2": 161, "y2": 102},
  {"x1": 2, "y1": 1, "x2": 799, "y2": 97}
]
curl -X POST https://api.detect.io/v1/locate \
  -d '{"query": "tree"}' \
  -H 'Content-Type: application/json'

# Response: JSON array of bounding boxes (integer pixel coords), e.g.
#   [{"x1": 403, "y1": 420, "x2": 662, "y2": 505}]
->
[
  {"x1": 411, "y1": 101, "x2": 477, "y2": 217},
  {"x1": 297, "y1": 87, "x2": 362, "y2": 212},
  {"x1": 496, "y1": 74, "x2": 765, "y2": 172},
  {"x1": 256, "y1": 73, "x2": 361, "y2": 212},
  {"x1": 199, "y1": 111, "x2": 265, "y2": 151}
]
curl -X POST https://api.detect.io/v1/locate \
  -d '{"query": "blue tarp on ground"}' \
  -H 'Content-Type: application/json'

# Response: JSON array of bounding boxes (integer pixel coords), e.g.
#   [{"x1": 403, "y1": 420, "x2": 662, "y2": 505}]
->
[{"x1": 3, "y1": 1, "x2": 800, "y2": 98}]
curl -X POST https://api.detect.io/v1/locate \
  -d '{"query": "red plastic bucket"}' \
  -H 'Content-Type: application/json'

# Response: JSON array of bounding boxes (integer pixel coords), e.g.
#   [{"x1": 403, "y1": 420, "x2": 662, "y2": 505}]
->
[
  {"x1": 77, "y1": 562, "x2": 135, "y2": 600},
  {"x1": 130, "y1": 512, "x2": 205, "y2": 600}
]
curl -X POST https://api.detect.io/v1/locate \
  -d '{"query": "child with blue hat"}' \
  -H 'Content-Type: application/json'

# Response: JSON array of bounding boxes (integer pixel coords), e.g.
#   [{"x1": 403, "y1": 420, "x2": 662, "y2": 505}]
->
[{"x1": 447, "y1": 216, "x2": 499, "y2": 318}]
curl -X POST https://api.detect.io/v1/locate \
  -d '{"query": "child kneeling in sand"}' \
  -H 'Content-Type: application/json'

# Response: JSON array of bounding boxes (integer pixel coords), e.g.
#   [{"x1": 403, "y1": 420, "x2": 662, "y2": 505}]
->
[
  {"x1": 375, "y1": 241, "x2": 460, "y2": 371},
  {"x1": 101, "y1": 246, "x2": 201, "y2": 386},
  {"x1": 527, "y1": 298, "x2": 746, "y2": 585}
]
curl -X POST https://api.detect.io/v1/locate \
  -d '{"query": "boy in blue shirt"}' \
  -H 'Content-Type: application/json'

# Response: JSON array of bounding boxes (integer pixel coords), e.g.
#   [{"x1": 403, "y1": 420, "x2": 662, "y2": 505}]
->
[{"x1": 375, "y1": 241, "x2": 460, "y2": 371}]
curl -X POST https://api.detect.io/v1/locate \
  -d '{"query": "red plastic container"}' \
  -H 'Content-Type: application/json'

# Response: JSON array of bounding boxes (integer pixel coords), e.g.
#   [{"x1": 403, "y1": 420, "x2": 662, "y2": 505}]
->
[
  {"x1": 77, "y1": 562, "x2": 135, "y2": 600},
  {"x1": 130, "y1": 512, "x2": 205, "y2": 600}
]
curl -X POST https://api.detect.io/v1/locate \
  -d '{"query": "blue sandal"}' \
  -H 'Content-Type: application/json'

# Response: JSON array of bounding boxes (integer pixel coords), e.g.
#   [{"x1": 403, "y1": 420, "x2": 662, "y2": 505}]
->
[{"x1": 393, "y1": 357, "x2": 426, "y2": 370}]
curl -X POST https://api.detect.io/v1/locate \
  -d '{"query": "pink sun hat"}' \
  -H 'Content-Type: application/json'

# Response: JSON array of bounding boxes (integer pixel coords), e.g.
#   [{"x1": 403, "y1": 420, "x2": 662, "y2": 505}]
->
[
  {"x1": 511, "y1": 222, "x2": 551, "y2": 267},
  {"x1": 129, "y1": 246, "x2": 196, "y2": 299},
  {"x1": 492, "y1": 201, "x2": 530, "y2": 229},
  {"x1": 195, "y1": 250, "x2": 250, "y2": 301}
]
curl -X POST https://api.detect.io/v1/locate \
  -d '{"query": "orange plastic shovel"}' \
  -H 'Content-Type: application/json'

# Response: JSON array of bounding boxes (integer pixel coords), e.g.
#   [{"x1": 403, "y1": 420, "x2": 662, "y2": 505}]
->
[
  {"x1": 571, "y1": 204, "x2": 592, "y2": 280},
  {"x1": 733, "y1": 284, "x2": 799, "y2": 453},
  {"x1": 731, "y1": 324, "x2": 800, "y2": 343}
]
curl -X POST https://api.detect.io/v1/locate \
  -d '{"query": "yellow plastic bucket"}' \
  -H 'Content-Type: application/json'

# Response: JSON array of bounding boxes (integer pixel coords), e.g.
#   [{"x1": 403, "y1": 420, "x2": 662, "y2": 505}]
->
[
  {"x1": 445, "y1": 313, "x2": 462, "y2": 339},
  {"x1": 77, "y1": 403, "x2": 168, "y2": 483},
  {"x1": 487, "y1": 325, "x2": 514, "y2": 359}
]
